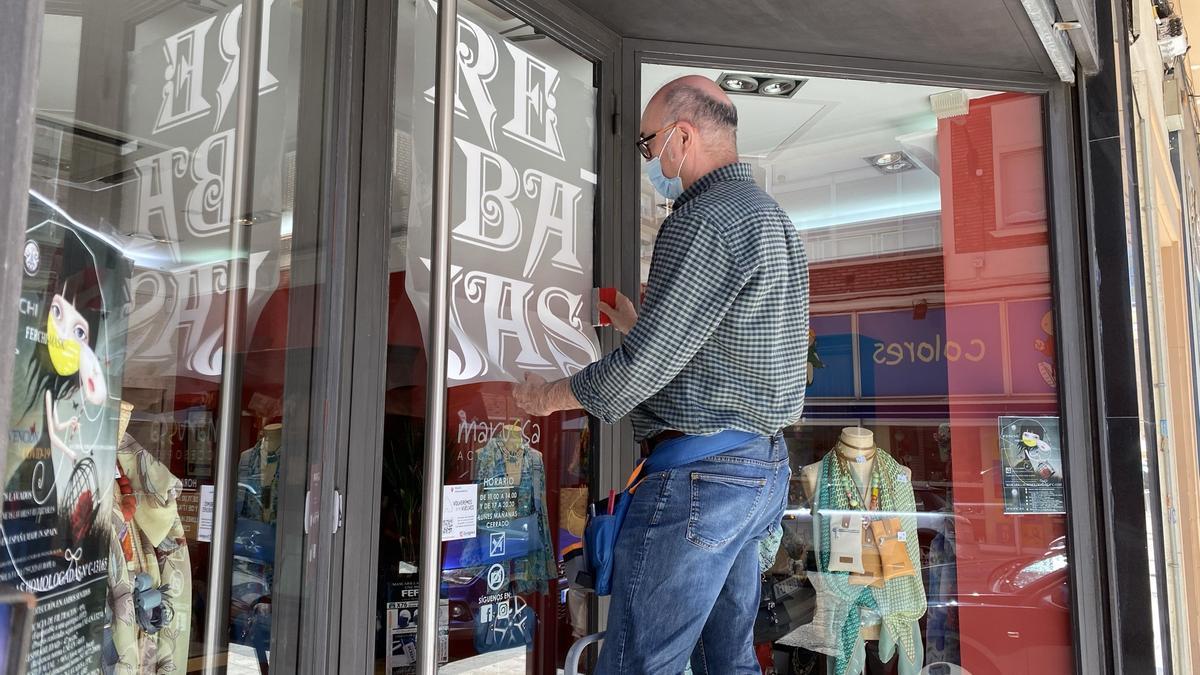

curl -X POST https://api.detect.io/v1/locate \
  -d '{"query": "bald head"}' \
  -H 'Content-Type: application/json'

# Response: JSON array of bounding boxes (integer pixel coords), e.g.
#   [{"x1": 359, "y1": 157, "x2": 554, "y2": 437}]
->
[
  {"x1": 645, "y1": 76, "x2": 739, "y2": 156},
  {"x1": 641, "y1": 76, "x2": 740, "y2": 191}
]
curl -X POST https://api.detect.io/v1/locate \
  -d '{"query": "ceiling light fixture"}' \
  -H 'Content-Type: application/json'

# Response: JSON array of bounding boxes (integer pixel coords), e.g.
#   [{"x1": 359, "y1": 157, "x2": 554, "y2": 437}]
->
[
  {"x1": 716, "y1": 73, "x2": 805, "y2": 98},
  {"x1": 864, "y1": 151, "x2": 918, "y2": 175},
  {"x1": 721, "y1": 75, "x2": 759, "y2": 92},
  {"x1": 759, "y1": 78, "x2": 796, "y2": 96}
]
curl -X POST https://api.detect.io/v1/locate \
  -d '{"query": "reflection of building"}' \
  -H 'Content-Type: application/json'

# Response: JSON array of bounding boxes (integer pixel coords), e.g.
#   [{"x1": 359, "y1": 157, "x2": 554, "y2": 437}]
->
[{"x1": 1127, "y1": 1, "x2": 1200, "y2": 672}]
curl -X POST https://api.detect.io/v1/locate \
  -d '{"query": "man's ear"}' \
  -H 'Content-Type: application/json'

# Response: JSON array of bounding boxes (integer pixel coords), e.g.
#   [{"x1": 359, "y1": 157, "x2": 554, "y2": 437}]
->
[{"x1": 677, "y1": 123, "x2": 693, "y2": 152}]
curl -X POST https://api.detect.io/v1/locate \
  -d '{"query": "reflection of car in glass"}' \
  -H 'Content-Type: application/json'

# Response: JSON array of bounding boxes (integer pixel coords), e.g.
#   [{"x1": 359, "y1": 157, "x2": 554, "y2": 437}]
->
[
  {"x1": 229, "y1": 482, "x2": 274, "y2": 667},
  {"x1": 932, "y1": 538, "x2": 1070, "y2": 675},
  {"x1": 441, "y1": 562, "x2": 547, "y2": 659}
]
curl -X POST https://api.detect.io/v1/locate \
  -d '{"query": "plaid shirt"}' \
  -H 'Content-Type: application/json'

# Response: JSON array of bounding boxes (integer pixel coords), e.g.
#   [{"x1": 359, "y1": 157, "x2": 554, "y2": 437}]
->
[{"x1": 570, "y1": 162, "x2": 809, "y2": 441}]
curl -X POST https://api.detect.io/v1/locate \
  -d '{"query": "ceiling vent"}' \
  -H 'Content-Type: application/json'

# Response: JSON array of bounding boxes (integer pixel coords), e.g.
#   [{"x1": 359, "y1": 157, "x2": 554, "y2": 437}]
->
[{"x1": 929, "y1": 90, "x2": 970, "y2": 120}]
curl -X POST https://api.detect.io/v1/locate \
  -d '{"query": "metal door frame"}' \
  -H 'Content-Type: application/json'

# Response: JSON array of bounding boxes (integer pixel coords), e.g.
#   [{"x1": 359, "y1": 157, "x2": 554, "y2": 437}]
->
[
  {"x1": 310, "y1": 0, "x2": 624, "y2": 672},
  {"x1": 616, "y1": 38, "x2": 1131, "y2": 675}
]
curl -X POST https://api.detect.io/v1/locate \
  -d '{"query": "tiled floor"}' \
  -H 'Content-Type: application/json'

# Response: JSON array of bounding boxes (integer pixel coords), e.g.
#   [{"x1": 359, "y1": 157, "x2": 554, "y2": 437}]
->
[{"x1": 439, "y1": 647, "x2": 528, "y2": 674}]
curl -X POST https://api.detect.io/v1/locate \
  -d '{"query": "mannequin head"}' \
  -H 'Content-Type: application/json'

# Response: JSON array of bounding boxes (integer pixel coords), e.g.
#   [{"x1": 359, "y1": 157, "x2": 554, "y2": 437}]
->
[{"x1": 836, "y1": 426, "x2": 876, "y2": 460}]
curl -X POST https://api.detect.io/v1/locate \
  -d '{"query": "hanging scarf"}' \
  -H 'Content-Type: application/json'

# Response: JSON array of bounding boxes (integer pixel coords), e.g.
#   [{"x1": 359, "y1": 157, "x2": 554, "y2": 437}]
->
[{"x1": 814, "y1": 449, "x2": 925, "y2": 675}]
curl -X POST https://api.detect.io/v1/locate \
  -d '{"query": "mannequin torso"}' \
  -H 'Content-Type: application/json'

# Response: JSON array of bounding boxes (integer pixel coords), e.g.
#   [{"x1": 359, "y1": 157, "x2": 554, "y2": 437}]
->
[
  {"x1": 800, "y1": 427, "x2": 911, "y2": 641},
  {"x1": 800, "y1": 427, "x2": 911, "y2": 500}
]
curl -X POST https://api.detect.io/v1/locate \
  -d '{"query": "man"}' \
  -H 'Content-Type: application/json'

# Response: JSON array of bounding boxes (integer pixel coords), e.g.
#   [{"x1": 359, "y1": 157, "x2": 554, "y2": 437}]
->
[{"x1": 514, "y1": 75, "x2": 809, "y2": 674}]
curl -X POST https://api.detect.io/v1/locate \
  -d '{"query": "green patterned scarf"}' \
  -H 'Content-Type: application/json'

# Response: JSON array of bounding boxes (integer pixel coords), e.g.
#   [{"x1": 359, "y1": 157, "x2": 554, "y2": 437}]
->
[{"x1": 814, "y1": 449, "x2": 926, "y2": 675}]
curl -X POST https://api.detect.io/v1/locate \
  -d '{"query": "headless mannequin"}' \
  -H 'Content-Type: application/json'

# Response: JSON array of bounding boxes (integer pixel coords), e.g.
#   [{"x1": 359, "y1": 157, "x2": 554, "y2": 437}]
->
[
  {"x1": 500, "y1": 422, "x2": 524, "y2": 484},
  {"x1": 801, "y1": 427, "x2": 911, "y2": 641},
  {"x1": 260, "y1": 423, "x2": 282, "y2": 490},
  {"x1": 118, "y1": 400, "x2": 134, "y2": 441}
]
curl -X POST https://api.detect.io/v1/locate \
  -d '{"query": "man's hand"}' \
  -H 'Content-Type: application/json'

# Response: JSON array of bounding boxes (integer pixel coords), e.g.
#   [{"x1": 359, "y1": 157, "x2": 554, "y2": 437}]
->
[
  {"x1": 513, "y1": 373, "x2": 582, "y2": 416},
  {"x1": 598, "y1": 291, "x2": 638, "y2": 335}
]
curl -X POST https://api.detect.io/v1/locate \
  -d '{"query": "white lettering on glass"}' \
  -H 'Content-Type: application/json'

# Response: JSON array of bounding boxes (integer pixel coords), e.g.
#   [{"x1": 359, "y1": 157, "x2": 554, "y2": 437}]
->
[
  {"x1": 453, "y1": 138, "x2": 523, "y2": 251},
  {"x1": 501, "y1": 43, "x2": 564, "y2": 161},
  {"x1": 521, "y1": 169, "x2": 583, "y2": 276},
  {"x1": 155, "y1": 16, "x2": 216, "y2": 133}
]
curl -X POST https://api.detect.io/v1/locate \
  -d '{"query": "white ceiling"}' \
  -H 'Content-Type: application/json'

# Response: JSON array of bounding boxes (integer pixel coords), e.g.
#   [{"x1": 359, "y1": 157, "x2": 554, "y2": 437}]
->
[
  {"x1": 641, "y1": 65, "x2": 995, "y2": 167},
  {"x1": 638, "y1": 65, "x2": 1004, "y2": 277}
]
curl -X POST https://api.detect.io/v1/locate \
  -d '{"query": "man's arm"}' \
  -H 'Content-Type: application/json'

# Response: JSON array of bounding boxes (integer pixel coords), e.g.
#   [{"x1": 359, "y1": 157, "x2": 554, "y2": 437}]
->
[
  {"x1": 515, "y1": 215, "x2": 751, "y2": 421},
  {"x1": 513, "y1": 373, "x2": 580, "y2": 416}
]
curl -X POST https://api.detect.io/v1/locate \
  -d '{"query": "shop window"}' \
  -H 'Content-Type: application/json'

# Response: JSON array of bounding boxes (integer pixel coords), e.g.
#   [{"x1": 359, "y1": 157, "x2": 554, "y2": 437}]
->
[
  {"x1": 5, "y1": 1, "x2": 309, "y2": 671},
  {"x1": 638, "y1": 65, "x2": 1071, "y2": 675}
]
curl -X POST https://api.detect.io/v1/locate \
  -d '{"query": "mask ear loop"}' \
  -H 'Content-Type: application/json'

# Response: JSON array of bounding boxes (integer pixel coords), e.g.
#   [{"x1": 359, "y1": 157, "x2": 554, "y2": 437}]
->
[{"x1": 672, "y1": 128, "x2": 689, "y2": 179}]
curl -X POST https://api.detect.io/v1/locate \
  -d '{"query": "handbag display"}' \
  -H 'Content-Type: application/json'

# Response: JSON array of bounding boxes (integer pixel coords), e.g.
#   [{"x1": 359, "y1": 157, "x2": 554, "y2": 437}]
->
[
  {"x1": 849, "y1": 534, "x2": 885, "y2": 588},
  {"x1": 870, "y1": 517, "x2": 916, "y2": 581},
  {"x1": 827, "y1": 515, "x2": 864, "y2": 573}
]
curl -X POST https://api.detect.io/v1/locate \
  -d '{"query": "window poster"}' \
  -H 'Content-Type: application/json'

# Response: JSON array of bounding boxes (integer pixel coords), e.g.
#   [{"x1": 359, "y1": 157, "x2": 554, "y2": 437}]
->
[
  {"x1": 407, "y1": 0, "x2": 601, "y2": 385},
  {"x1": 3, "y1": 195, "x2": 131, "y2": 671},
  {"x1": 385, "y1": 580, "x2": 448, "y2": 674},
  {"x1": 999, "y1": 416, "x2": 1066, "y2": 514}
]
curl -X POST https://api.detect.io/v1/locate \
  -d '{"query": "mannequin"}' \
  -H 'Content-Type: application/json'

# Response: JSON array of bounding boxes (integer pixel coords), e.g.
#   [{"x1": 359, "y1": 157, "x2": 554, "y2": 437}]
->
[
  {"x1": 105, "y1": 401, "x2": 192, "y2": 674},
  {"x1": 232, "y1": 423, "x2": 282, "y2": 661},
  {"x1": 461, "y1": 423, "x2": 555, "y2": 593},
  {"x1": 237, "y1": 423, "x2": 282, "y2": 524},
  {"x1": 259, "y1": 423, "x2": 282, "y2": 519},
  {"x1": 801, "y1": 428, "x2": 911, "y2": 641}
]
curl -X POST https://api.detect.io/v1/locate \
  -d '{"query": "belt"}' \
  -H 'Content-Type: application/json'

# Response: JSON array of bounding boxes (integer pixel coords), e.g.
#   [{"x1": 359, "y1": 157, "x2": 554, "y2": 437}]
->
[{"x1": 640, "y1": 430, "x2": 686, "y2": 455}]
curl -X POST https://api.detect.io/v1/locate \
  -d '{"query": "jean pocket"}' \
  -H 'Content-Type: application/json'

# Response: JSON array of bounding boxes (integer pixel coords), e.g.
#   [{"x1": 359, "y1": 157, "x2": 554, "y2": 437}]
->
[{"x1": 686, "y1": 472, "x2": 769, "y2": 550}]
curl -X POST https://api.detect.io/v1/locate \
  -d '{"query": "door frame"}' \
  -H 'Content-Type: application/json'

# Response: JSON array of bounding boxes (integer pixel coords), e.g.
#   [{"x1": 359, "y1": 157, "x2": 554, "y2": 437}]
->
[
  {"x1": 310, "y1": 0, "x2": 624, "y2": 672},
  {"x1": 618, "y1": 40, "x2": 1121, "y2": 675}
]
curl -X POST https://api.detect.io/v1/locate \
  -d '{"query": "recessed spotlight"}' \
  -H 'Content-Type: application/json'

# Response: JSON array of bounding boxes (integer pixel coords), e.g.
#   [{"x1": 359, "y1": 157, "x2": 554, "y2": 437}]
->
[
  {"x1": 716, "y1": 73, "x2": 805, "y2": 98},
  {"x1": 864, "y1": 151, "x2": 918, "y2": 174},
  {"x1": 760, "y1": 79, "x2": 796, "y2": 96},
  {"x1": 721, "y1": 75, "x2": 759, "y2": 92}
]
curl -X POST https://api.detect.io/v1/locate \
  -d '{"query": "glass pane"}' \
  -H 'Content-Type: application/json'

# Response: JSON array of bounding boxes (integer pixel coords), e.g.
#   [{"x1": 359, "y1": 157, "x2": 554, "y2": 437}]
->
[
  {"x1": 6, "y1": 1, "x2": 310, "y2": 671},
  {"x1": 640, "y1": 67, "x2": 1071, "y2": 675},
  {"x1": 376, "y1": 1, "x2": 599, "y2": 672}
]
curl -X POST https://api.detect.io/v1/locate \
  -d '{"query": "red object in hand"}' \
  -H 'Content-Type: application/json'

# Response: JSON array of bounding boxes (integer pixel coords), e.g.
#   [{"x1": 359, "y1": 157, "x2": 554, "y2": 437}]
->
[
  {"x1": 594, "y1": 287, "x2": 618, "y2": 326},
  {"x1": 607, "y1": 489, "x2": 616, "y2": 514}
]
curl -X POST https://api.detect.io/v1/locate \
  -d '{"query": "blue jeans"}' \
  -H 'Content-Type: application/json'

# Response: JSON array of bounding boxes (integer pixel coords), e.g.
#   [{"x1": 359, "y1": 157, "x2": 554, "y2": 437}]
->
[{"x1": 597, "y1": 434, "x2": 790, "y2": 674}]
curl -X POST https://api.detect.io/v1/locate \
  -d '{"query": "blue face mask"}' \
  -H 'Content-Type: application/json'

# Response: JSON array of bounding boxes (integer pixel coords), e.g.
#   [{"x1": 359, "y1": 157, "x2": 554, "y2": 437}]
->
[{"x1": 644, "y1": 127, "x2": 688, "y2": 200}]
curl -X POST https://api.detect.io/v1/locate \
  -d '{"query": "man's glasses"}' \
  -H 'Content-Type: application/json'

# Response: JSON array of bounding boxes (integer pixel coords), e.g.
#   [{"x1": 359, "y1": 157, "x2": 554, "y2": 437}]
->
[{"x1": 636, "y1": 122, "x2": 678, "y2": 160}]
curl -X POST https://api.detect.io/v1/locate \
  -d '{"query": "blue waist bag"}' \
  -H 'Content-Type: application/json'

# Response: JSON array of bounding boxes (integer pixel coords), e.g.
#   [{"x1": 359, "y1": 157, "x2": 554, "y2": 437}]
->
[{"x1": 583, "y1": 430, "x2": 761, "y2": 596}]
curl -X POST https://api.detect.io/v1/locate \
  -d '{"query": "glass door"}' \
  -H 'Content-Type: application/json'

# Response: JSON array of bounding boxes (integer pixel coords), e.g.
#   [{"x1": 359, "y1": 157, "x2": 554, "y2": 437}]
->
[{"x1": 371, "y1": 1, "x2": 605, "y2": 672}]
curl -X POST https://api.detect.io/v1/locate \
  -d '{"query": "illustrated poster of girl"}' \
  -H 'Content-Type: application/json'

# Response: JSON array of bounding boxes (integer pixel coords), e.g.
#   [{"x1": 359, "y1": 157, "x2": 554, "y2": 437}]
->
[{"x1": 2, "y1": 196, "x2": 130, "y2": 671}]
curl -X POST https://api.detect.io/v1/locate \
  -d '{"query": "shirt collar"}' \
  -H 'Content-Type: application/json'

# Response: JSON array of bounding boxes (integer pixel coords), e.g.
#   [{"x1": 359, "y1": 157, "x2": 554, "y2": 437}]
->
[{"x1": 672, "y1": 162, "x2": 755, "y2": 210}]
